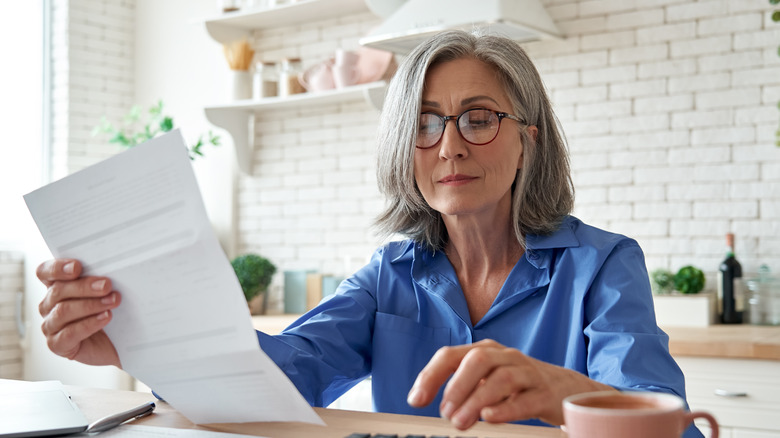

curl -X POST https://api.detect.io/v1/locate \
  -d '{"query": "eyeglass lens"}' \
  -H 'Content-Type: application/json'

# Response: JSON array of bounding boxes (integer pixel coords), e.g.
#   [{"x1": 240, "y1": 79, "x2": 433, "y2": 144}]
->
[{"x1": 417, "y1": 109, "x2": 501, "y2": 148}]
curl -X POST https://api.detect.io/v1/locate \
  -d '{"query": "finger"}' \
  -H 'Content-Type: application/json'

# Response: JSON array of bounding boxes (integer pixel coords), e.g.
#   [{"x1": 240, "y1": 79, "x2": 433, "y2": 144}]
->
[
  {"x1": 440, "y1": 341, "x2": 510, "y2": 411},
  {"x1": 41, "y1": 292, "x2": 121, "y2": 336},
  {"x1": 408, "y1": 344, "x2": 472, "y2": 408},
  {"x1": 36, "y1": 259, "x2": 82, "y2": 287},
  {"x1": 451, "y1": 364, "x2": 538, "y2": 429},
  {"x1": 442, "y1": 347, "x2": 520, "y2": 427},
  {"x1": 39, "y1": 276, "x2": 113, "y2": 317},
  {"x1": 46, "y1": 310, "x2": 114, "y2": 360},
  {"x1": 481, "y1": 388, "x2": 549, "y2": 425}
]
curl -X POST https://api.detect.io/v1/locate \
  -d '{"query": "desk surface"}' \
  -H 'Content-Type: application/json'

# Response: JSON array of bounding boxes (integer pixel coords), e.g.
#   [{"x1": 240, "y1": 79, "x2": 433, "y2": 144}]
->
[{"x1": 68, "y1": 385, "x2": 564, "y2": 438}]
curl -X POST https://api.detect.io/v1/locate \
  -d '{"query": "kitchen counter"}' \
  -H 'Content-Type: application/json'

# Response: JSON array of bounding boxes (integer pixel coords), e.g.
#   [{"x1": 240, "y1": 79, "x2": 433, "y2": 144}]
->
[
  {"x1": 662, "y1": 324, "x2": 780, "y2": 361},
  {"x1": 253, "y1": 315, "x2": 780, "y2": 361}
]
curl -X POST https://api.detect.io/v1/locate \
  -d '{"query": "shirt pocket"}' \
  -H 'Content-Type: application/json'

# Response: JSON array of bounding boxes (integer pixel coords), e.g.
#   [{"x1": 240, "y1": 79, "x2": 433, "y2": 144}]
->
[{"x1": 371, "y1": 312, "x2": 451, "y2": 400}]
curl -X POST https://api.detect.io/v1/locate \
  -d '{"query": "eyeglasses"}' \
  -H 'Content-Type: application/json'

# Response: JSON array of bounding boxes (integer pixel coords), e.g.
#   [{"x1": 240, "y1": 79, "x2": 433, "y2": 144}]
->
[{"x1": 416, "y1": 108, "x2": 525, "y2": 149}]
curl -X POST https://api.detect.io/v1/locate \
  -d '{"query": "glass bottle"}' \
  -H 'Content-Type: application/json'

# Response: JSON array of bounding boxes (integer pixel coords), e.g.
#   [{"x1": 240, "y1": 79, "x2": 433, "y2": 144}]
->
[
  {"x1": 253, "y1": 61, "x2": 278, "y2": 99},
  {"x1": 278, "y1": 57, "x2": 305, "y2": 97},
  {"x1": 718, "y1": 233, "x2": 744, "y2": 324}
]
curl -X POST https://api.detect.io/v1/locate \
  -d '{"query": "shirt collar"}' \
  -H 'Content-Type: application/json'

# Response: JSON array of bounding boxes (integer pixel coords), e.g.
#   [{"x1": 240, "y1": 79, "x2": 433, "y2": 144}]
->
[{"x1": 525, "y1": 216, "x2": 580, "y2": 250}]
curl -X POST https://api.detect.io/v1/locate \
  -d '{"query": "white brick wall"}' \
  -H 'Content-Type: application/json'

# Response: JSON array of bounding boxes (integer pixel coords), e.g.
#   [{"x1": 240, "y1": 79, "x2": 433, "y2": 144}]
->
[
  {"x1": 50, "y1": 0, "x2": 135, "y2": 180},
  {"x1": 528, "y1": 0, "x2": 780, "y2": 279},
  {"x1": 0, "y1": 252, "x2": 24, "y2": 379},
  {"x1": 53, "y1": 1, "x2": 780, "y2": 292},
  {"x1": 236, "y1": 0, "x2": 780, "y2": 288}
]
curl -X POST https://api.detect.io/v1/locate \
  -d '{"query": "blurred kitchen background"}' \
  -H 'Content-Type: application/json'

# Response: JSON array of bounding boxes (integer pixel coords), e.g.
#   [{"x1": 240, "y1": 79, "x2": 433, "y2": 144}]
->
[{"x1": 0, "y1": 0, "x2": 778, "y2": 405}]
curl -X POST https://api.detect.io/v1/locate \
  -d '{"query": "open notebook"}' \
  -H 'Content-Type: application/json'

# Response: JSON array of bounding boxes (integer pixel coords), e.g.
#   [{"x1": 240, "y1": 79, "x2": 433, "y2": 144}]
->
[{"x1": 0, "y1": 380, "x2": 89, "y2": 437}]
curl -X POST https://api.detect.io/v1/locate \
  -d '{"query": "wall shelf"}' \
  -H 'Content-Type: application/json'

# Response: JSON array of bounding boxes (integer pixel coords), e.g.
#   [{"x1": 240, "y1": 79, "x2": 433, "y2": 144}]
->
[
  {"x1": 205, "y1": 0, "x2": 370, "y2": 44},
  {"x1": 202, "y1": 0, "x2": 384, "y2": 175},
  {"x1": 204, "y1": 81, "x2": 387, "y2": 175}
]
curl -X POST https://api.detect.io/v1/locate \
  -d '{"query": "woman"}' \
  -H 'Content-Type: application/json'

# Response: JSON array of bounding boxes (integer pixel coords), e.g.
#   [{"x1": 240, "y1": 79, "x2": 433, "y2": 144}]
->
[{"x1": 36, "y1": 30, "x2": 701, "y2": 436}]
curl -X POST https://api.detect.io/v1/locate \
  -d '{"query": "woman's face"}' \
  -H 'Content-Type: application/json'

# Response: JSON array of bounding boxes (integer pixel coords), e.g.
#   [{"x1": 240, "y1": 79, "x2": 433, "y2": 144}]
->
[{"x1": 414, "y1": 57, "x2": 528, "y2": 222}]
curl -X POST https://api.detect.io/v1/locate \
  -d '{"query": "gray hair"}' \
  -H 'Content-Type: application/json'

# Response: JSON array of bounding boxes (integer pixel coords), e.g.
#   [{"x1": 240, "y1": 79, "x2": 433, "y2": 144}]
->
[{"x1": 374, "y1": 30, "x2": 574, "y2": 251}]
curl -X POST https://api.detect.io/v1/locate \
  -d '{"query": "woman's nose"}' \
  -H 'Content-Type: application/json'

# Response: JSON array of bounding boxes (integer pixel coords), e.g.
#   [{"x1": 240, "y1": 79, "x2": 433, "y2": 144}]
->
[{"x1": 438, "y1": 122, "x2": 469, "y2": 160}]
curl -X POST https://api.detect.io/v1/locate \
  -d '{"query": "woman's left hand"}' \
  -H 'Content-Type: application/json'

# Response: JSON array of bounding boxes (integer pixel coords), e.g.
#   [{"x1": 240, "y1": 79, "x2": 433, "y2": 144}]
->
[{"x1": 406, "y1": 339, "x2": 614, "y2": 429}]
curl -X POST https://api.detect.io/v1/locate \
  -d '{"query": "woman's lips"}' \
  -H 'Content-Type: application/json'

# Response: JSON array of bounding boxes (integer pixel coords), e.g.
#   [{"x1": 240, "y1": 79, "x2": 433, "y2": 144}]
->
[{"x1": 438, "y1": 174, "x2": 477, "y2": 186}]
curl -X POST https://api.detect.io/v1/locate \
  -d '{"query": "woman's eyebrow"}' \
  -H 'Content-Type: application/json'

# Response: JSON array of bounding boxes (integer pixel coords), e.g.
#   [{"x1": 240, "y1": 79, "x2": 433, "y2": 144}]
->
[
  {"x1": 462, "y1": 95, "x2": 500, "y2": 106},
  {"x1": 421, "y1": 96, "x2": 501, "y2": 109}
]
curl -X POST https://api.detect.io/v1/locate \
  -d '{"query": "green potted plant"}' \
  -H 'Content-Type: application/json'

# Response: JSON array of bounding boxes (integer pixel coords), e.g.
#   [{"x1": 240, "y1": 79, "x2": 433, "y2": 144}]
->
[
  {"x1": 651, "y1": 265, "x2": 713, "y2": 327},
  {"x1": 650, "y1": 268, "x2": 675, "y2": 295},
  {"x1": 231, "y1": 253, "x2": 277, "y2": 315},
  {"x1": 92, "y1": 100, "x2": 220, "y2": 159}
]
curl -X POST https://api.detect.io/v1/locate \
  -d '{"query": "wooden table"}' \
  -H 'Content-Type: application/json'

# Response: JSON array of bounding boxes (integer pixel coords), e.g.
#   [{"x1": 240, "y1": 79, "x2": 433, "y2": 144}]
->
[{"x1": 67, "y1": 385, "x2": 564, "y2": 438}]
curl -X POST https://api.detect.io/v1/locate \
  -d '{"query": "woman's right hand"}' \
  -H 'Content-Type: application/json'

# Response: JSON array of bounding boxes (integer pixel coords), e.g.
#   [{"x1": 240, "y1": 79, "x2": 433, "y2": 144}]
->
[{"x1": 36, "y1": 259, "x2": 122, "y2": 368}]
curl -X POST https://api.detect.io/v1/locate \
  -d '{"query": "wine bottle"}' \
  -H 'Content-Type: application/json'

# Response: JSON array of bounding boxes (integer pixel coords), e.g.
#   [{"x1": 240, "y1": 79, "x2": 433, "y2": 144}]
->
[{"x1": 718, "y1": 233, "x2": 744, "y2": 324}]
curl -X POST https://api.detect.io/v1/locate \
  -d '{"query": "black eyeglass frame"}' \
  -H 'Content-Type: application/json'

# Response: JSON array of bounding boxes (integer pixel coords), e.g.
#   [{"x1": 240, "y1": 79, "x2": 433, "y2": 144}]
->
[{"x1": 415, "y1": 108, "x2": 526, "y2": 149}]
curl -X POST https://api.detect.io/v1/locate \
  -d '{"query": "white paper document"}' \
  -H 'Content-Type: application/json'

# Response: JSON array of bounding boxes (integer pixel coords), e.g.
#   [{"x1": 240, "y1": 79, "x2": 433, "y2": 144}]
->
[{"x1": 24, "y1": 130, "x2": 322, "y2": 425}]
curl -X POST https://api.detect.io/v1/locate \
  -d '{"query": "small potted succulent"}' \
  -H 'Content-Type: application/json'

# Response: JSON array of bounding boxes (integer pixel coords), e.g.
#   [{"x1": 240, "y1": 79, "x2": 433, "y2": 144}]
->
[
  {"x1": 651, "y1": 265, "x2": 713, "y2": 327},
  {"x1": 231, "y1": 254, "x2": 277, "y2": 315}
]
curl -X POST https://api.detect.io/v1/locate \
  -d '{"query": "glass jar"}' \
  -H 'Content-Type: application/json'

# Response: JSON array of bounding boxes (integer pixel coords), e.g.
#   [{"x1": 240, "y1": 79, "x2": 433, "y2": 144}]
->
[
  {"x1": 253, "y1": 61, "x2": 278, "y2": 99},
  {"x1": 278, "y1": 57, "x2": 305, "y2": 97},
  {"x1": 746, "y1": 276, "x2": 780, "y2": 326}
]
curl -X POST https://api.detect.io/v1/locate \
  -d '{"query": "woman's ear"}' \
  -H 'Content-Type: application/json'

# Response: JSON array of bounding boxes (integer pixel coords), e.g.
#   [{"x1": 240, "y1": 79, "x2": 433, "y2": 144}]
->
[
  {"x1": 519, "y1": 125, "x2": 538, "y2": 170},
  {"x1": 527, "y1": 125, "x2": 539, "y2": 143}
]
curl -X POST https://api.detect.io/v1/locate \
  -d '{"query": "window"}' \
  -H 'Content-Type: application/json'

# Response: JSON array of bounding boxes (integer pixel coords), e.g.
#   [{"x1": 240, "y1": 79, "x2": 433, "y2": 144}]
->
[{"x1": 0, "y1": 1, "x2": 46, "y2": 249}]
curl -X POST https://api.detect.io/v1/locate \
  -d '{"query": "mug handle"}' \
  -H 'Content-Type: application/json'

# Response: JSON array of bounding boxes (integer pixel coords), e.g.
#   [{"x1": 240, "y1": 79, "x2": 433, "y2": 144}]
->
[{"x1": 683, "y1": 411, "x2": 719, "y2": 438}]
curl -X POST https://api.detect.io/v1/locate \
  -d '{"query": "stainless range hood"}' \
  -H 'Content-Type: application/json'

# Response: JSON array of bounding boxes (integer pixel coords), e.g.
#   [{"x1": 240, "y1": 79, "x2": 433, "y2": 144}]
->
[{"x1": 359, "y1": 0, "x2": 563, "y2": 54}]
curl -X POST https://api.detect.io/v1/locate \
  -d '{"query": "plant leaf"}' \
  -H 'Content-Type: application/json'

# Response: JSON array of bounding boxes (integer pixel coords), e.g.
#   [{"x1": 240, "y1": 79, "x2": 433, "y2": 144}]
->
[{"x1": 160, "y1": 116, "x2": 174, "y2": 132}]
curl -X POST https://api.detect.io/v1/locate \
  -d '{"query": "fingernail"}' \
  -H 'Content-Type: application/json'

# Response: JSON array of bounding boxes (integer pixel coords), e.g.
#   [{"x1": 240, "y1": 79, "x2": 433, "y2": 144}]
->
[
  {"x1": 92, "y1": 279, "x2": 106, "y2": 291},
  {"x1": 63, "y1": 262, "x2": 75, "y2": 274},
  {"x1": 101, "y1": 293, "x2": 115, "y2": 305},
  {"x1": 440, "y1": 401, "x2": 455, "y2": 420},
  {"x1": 452, "y1": 410, "x2": 475, "y2": 429},
  {"x1": 96, "y1": 310, "x2": 109, "y2": 320},
  {"x1": 407, "y1": 387, "x2": 422, "y2": 406}
]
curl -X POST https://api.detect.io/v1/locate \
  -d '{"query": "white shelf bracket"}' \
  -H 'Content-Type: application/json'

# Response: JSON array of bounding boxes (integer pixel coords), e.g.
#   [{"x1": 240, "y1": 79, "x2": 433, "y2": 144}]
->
[{"x1": 204, "y1": 108, "x2": 254, "y2": 174}]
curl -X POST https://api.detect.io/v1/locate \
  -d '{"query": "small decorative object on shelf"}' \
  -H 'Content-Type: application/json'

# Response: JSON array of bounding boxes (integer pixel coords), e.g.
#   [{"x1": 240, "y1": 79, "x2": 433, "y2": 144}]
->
[
  {"x1": 223, "y1": 39, "x2": 255, "y2": 100},
  {"x1": 651, "y1": 266, "x2": 704, "y2": 295},
  {"x1": 651, "y1": 265, "x2": 711, "y2": 328},
  {"x1": 253, "y1": 61, "x2": 278, "y2": 99},
  {"x1": 651, "y1": 268, "x2": 674, "y2": 295},
  {"x1": 279, "y1": 57, "x2": 305, "y2": 97},
  {"x1": 673, "y1": 265, "x2": 706, "y2": 295}
]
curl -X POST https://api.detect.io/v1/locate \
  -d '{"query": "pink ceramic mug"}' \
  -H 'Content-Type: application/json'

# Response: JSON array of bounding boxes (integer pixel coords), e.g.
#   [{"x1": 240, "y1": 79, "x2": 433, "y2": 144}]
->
[
  {"x1": 563, "y1": 391, "x2": 718, "y2": 438},
  {"x1": 298, "y1": 60, "x2": 335, "y2": 92}
]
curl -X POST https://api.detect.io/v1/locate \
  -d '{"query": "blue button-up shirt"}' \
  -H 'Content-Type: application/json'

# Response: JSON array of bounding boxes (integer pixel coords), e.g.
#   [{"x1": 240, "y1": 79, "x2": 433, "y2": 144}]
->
[{"x1": 256, "y1": 216, "x2": 702, "y2": 437}]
